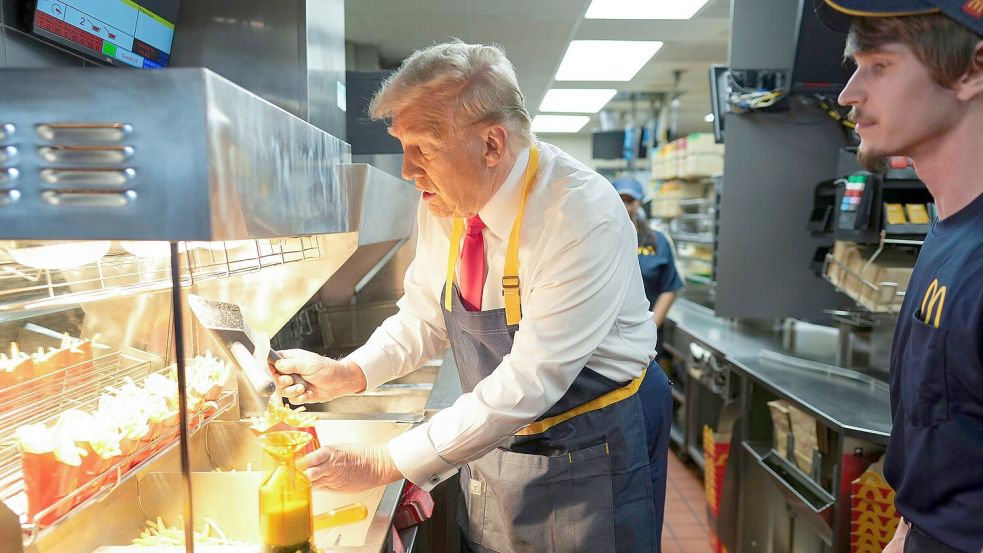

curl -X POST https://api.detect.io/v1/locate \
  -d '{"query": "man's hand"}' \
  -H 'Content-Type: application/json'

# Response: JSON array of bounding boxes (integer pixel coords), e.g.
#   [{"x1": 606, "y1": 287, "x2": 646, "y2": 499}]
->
[
  {"x1": 882, "y1": 518, "x2": 909, "y2": 553},
  {"x1": 273, "y1": 350, "x2": 367, "y2": 404},
  {"x1": 298, "y1": 444, "x2": 401, "y2": 493}
]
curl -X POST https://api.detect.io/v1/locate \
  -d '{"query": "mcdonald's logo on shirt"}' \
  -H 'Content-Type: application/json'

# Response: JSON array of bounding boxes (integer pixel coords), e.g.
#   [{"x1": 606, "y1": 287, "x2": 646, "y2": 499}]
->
[
  {"x1": 964, "y1": 0, "x2": 983, "y2": 18},
  {"x1": 919, "y1": 278, "x2": 947, "y2": 328},
  {"x1": 637, "y1": 245, "x2": 657, "y2": 256}
]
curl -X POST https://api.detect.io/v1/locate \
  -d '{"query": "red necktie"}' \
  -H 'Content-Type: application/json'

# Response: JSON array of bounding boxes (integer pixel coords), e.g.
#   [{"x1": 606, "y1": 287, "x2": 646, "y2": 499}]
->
[{"x1": 459, "y1": 215, "x2": 486, "y2": 311}]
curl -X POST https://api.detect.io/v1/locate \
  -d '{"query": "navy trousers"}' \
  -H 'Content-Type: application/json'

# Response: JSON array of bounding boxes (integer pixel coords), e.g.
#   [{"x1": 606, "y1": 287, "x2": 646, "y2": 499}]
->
[{"x1": 639, "y1": 359, "x2": 672, "y2": 548}]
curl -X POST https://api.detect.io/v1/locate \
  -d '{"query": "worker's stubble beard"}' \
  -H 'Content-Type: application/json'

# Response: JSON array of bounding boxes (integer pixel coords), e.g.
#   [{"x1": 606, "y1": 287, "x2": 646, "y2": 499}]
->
[{"x1": 856, "y1": 143, "x2": 888, "y2": 174}]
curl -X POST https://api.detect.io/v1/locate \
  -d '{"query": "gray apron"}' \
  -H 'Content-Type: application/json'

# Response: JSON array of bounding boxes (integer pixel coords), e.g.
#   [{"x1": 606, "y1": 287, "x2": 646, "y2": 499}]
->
[{"x1": 443, "y1": 284, "x2": 657, "y2": 553}]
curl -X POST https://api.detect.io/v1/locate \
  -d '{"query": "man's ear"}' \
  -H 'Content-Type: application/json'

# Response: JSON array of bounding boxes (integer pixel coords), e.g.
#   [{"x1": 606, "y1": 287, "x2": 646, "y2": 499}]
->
[
  {"x1": 955, "y1": 39, "x2": 983, "y2": 101},
  {"x1": 482, "y1": 124, "x2": 508, "y2": 168}
]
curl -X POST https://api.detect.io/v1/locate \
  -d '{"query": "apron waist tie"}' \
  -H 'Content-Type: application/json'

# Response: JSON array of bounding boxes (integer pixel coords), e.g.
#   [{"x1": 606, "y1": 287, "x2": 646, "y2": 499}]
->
[{"x1": 515, "y1": 368, "x2": 647, "y2": 436}]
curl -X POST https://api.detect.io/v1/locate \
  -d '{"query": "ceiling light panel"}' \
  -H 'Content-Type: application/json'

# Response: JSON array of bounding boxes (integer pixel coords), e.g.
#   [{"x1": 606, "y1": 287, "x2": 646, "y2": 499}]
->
[
  {"x1": 585, "y1": 0, "x2": 711, "y2": 19},
  {"x1": 531, "y1": 115, "x2": 590, "y2": 133},
  {"x1": 539, "y1": 89, "x2": 617, "y2": 113},
  {"x1": 555, "y1": 41, "x2": 663, "y2": 81}
]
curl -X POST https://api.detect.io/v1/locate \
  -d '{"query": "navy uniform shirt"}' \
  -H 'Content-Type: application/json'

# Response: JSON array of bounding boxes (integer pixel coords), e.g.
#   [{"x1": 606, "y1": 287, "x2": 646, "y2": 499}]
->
[
  {"x1": 637, "y1": 226, "x2": 684, "y2": 308},
  {"x1": 885, "y1": 192, "x2": 983, "y2": 553}
]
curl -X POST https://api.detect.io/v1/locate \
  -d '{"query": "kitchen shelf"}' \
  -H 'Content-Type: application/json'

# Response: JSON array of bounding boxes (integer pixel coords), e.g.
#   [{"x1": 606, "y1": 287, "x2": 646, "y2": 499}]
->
[
  {"x1": 0, "y1": 237, "x2": 321, "y2": 313},
  {"x1": 670, "y1": 232, "x2": 715, "y2": 245},
  {"x1": 0, "y1": 351, "x2": 235, "y2": 544},
  {"x1": 883, "y1": 238, "x2": 924, "y2": 246},
  {"x1": 675, "y1": 213, "x2": 715, "y2": 221},
  {"x1": 677, "y1": 254, "x2": 714, "y2": 263},
  {"x1": 687, "y1": 445, "x2": 706, "y2": 471},
  {"x1": 742, "y1": 441, "x2": 835, "y2": 515},
  {"x1": 686, "y1": 275, "x2": 714, "y2": 285},
  {"x1": 821, "y1": 253, "x2": 906, "y2": 313},
  {"x1": 670, "y1": 424, "x2": 684, "y2": 447},
  {"x1": 677, "y1": 198, "x2": 715, "y2": 208},
  {"x1": 671, "y1": 386, "x2": 686, "y2": 403}
]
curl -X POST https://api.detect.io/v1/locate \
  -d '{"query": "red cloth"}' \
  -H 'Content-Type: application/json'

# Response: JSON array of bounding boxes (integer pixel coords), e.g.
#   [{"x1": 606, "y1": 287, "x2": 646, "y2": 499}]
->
[
  {"x1": 459, "y1": 215, "x2": 486, "y2": 311},
  {"x1": 391, "y1": 482, "x2": 435, "y2": 553}
]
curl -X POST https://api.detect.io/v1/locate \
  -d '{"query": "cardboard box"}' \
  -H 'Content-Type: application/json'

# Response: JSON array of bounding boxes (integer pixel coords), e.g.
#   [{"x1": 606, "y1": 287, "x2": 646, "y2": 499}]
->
[
  {"x1": 827, "y1": 241, "x2": 854, "y2": 287},
  {"x1": 767, "y1": 399, "x2": 819, "y2": 474},
  {"x1": 684, "y1": 153, "x2": 724, "y2": 178},
  {"x1": 685, "y1": 132, "x2": 725, "y2": 156},
  {"x1": 850, "y1": 459, "x2": 901, "y2": 553},
  {"x1": 858, "y1": 250, "x2": 915, "y2": 313}
]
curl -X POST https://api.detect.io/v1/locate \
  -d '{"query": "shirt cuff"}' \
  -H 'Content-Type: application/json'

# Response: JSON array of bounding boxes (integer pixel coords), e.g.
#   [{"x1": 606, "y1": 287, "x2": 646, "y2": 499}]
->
[
  {"x1": 345, "y1": 343, "x2": 390, "y2": 392},
  {"x1": 388, "y1": 424, "x2": 458, "y2": 492}
]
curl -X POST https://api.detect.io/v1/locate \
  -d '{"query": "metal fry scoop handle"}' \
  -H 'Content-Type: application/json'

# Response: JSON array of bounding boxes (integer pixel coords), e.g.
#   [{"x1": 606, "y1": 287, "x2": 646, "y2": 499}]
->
[{"x1": 187, "y1": 294, "x2": 303, "y2": 401}]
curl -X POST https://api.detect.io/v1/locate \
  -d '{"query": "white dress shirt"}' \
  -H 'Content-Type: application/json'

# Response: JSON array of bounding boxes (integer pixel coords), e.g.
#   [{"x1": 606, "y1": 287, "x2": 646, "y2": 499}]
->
[{"x1": 347, "y1": 141, "x2": 658, "y2": 490}]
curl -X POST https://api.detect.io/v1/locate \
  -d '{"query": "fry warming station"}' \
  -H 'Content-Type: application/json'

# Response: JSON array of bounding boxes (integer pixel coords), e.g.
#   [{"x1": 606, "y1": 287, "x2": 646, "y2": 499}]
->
[{"x1": 0, "y1": 64, "x2": 425, "y2": 553}]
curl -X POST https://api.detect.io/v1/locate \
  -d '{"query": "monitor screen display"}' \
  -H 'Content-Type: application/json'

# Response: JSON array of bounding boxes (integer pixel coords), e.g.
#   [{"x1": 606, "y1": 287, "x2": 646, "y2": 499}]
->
[
  {"x1": 592, "y1": 130, "x2": 626, "y2": 160},
  {"x1": 31, "y1": 0, "x2": 179, "y2": 68},
  {"x1": 789, "y1": 0, "x2": 853, "y2": 95}
]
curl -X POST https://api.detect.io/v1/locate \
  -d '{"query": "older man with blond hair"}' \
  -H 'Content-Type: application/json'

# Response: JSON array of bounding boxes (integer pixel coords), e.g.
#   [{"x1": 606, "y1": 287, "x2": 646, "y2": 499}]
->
[{"x1": 274, "y1": 40, "x2": 668, "y2": 552}]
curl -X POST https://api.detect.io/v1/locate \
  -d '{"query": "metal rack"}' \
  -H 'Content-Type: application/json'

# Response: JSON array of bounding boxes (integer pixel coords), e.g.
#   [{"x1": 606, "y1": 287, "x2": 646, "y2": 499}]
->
[
  {"x1": 0, "y1": 350, "x2": 234, "y2": 544},
  {"x1": 821, "y1": 254, "x2": 906, "y2": 313},
  {"x1": 0, "y1": 237, "x2": 321, "y2": 313},
  {"x1": 821, "y1": 230, "x2": 914, "y2": 314}
]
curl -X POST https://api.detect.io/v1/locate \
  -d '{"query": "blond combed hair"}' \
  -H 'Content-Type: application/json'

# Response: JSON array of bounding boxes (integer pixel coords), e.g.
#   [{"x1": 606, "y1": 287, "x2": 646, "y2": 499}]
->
[{"x1": 369, "y1": 40, "x2": 534, "y2": 147}]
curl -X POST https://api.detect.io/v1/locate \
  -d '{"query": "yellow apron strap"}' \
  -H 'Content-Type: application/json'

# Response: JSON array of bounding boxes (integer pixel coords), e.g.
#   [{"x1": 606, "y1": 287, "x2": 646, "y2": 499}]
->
[
  {"x1": 503, "y1": 145, "x2": 539, "y2": 326},
  {"x1": 515, "y1": 368, "x2": 647, "y2": 436},
  {"x1": 444, "y1": 145, "x2": 540, "y2": 322},
  {"x1": 444, "y1": 218, "x2": 465, "y2": 312}
]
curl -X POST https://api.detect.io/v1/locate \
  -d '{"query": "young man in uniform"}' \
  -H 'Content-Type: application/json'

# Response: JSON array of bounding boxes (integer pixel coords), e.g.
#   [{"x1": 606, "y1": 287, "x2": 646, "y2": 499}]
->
[{"x1": 819, "y1": 2, "x2": 983, "y2": 552}]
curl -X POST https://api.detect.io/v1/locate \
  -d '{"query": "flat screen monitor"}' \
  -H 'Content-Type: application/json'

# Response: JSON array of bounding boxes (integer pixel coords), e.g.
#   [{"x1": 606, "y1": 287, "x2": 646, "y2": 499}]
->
[
  {"x1": 789, "y1": 0, "x2": 854, "y2": 95},
  {"x1": 31, "y1": 0, "x2": 179, "y2": 68},
  {"x1": 592, "y1": 130, "x2": 626, "y2": 160}
]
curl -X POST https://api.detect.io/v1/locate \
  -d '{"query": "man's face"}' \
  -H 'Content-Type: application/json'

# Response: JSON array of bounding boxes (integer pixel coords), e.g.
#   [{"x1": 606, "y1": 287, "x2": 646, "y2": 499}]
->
[
  {"x1": 839, "y1": 42, "x2": 962, "y2": 172},
  {"x1": 389, "y1": 107, "x2": 498, "y2": 219}
]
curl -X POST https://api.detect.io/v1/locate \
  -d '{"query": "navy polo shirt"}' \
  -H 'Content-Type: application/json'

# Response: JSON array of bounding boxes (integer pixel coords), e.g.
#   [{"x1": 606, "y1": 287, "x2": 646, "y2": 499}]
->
[
  {"x1": 885, "y1": 192, "x2": 983, "y2": 553},
  {"x1": 637, "y1": 227, "x2": 684, "y2": 308}
]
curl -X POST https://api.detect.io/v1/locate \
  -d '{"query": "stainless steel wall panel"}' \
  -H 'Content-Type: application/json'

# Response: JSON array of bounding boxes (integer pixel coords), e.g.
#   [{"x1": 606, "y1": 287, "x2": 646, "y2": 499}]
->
[
  {"x1": 0, "y1": 68, "x2": 353, "y2": 241},
  {"x1": 170, "y1": 0, "x2": 306, "y2": 119},
  {"x1": 201, "y1": 70, "x2": 353, "y2": 239},
  {"x1": 728, "y1": 0, "x2": 798, "y2": 69},
  {"x1": 715, "y1": 105, "x2": 849, "y2": 319},
  {"x1": 340, "y1": 163, "x2": 417, "y2": 246},
  {"x1": 171, "y1": 0, "x2": 347, "y2": 139},
  {"x1": 715, "y1": 0, "x2": 850, "y2": 319},
  {"x1": 304, "y1": 0, "x2": 347, "y2": 140}
]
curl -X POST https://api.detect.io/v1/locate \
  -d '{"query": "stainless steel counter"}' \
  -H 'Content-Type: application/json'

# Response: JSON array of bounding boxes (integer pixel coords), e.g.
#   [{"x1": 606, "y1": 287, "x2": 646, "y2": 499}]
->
[
  {"x1": 666, "y1": 298, "x2": 892, "y2": 443},
  {"x1": 667, "y1": 298, "x2": 838, "y2": 365},
  {"x1": 424, "y1": 353, "x2": 463, "y2": 416},
  {"x1": 731, "y1": 352, "x2": 891, "y2": 443}
]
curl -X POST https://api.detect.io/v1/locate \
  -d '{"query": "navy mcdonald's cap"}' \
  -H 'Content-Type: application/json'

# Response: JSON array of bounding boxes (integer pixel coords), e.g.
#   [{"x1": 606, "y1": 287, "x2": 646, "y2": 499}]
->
[{"x1": 816, "y1": 0, "x2": 983, "y2": 36}]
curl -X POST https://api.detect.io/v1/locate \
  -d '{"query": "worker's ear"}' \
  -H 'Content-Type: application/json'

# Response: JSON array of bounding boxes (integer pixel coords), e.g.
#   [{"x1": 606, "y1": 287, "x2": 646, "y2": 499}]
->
[
  {"x1": 955, "y1": 39, "x2": 983, "y2": 101},
  {"x1": 481, "y1": 124, "x2": 508, "y2": 168}
]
